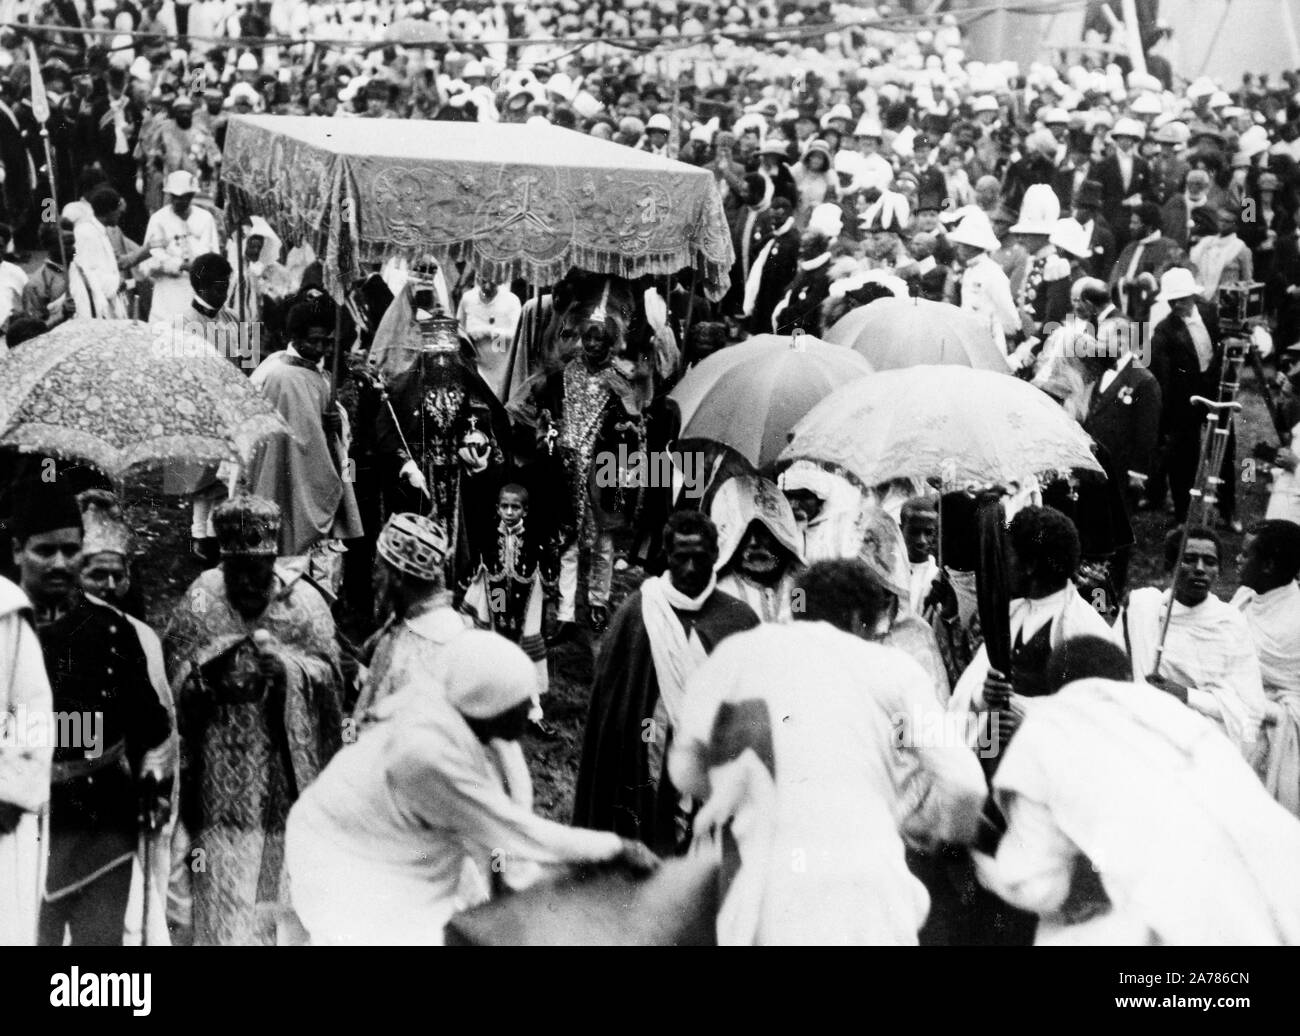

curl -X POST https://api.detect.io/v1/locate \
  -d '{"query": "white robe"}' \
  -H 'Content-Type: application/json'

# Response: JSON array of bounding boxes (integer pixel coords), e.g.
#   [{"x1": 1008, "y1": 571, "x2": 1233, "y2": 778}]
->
[
  {"x1": 70, "y1": 217, "x2": 128, "y2": 319},
  {"x1": 1122, "y1": 587, "x2": 1267, "y2": 756},
  {"x1": 286, "y1": 687, "x2": 621, "y2": 945},
  {"x1": 116, "y1": 613, "x2": 177, "y2": 948},
  {"x1": 1264, "y1": 420, "x2": 1300, "y2": 525},
  {"x1": 669, "y1": 622, "x2": 986, "y2": 946},
  {"x1": 0, "y1": 578, "x2": 52, "y2": 947},
  {"x1": 716, "y1": 572, "x2": 797, "y2": 624},
  {"x1": 975, "y1": 678, "x2": 1300, "y2": 945},
  {"x1": 959, "y1": 252, "x2": 1019, "y2": 359},
  {"x1": 906, "y1": 556, "x2": 939, "y2": 616},
  {"x1": 1232, "y1": 582, "x2": 1300, "y2": 818},
  {"x1": 142, "y1": 205, "x2": 221, "y2": 323}
]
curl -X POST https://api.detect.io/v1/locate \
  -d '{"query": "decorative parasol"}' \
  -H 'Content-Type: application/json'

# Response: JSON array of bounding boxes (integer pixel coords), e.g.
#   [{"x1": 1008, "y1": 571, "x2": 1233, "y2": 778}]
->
[
  {"x1": 779, "y1": 365, "x2": 1101, "y2": 491},
  {"x1": 221, "y1": 116, "x2": 736, "y2": 301},
  {"x1": 823, "y1": 297, "x2": 1008, "y2": 372},
  {"x1": 668, "y1": 332, "x2": 873, "y2": 471},
  {"x1": 0, "y1": 320, "x2": 292, "y2": 482}
]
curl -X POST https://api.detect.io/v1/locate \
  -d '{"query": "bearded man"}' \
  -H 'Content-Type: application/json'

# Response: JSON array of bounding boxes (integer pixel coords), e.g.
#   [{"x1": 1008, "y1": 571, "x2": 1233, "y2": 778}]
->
[
  {"x1": 375, "y1": 315, "x2": 512, "y2": 589},
  {"x1": 165, "y1": 496, "x2": 344, "y2": 945},
  {"x1": 710, "y1": 475, "x2": 804, "y2": 623}
]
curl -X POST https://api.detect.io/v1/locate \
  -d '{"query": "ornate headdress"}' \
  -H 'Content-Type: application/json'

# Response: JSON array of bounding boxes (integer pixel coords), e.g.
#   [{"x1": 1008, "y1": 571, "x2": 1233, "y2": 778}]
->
[
  {"x1": 376, "y1": 513, "x2": 449, "y2": 582},
  {"x1": 418, "y1": 315, "x2": 461, "y2": 354},
  {"x1": 213, "y1": 495, "x2": 281, "y2": 557},
  {"x1": 77, "y1": 489, "x2": 132, "y2": 558}
]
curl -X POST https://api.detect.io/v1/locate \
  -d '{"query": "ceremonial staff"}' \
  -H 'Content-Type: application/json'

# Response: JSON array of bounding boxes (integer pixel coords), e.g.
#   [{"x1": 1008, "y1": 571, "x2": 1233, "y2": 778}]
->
[{"x1": 26, "y1": 40, "x2": 68, "y2": 271}]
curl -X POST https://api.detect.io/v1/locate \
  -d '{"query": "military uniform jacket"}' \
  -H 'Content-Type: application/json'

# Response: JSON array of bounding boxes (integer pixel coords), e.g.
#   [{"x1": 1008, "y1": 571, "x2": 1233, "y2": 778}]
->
[{"x1": 36, "y1": 593, "x2": 171, "y2": 898}]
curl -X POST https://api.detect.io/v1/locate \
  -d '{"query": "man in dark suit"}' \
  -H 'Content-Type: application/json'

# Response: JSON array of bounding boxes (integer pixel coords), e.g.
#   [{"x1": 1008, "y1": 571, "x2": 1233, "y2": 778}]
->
[
  {"x1": 903, "y1": 132, "x2": 948, "y2": 202},
  {"x1": 1073, "y1": 180, "x2": 1116, "y2": 281},
  {"x1": 723, "y1": 173, "x2": 774, "y2": 319},
  {"x1": 1050, "y1": 129, "x2": 1093, "y2": 212},
  {"x1": 745, "y1": 193, "x2": 800, "y2": 334},
  {"x1": 1109, "y1": 202, "x2": 1186, "y2": 322},
  {"x1": 1092, "y1": 118, "x2": 1156, "y2": 251},
  {"x1": 1159, "y1": 167, "x2": 1215, "y2": 250},
  {"x1": 1147, "y1": 268, "x2": 1237, "y2": 527},
  {"x1": 1080, "y1": 278, "x2": 1163, "y2": 504}
]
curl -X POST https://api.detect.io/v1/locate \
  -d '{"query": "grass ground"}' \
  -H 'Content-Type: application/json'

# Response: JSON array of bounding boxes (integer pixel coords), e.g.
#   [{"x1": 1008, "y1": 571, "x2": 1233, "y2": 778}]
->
[{"x1": 122, "y1": 365, "x2": 1277, "y2": 823}]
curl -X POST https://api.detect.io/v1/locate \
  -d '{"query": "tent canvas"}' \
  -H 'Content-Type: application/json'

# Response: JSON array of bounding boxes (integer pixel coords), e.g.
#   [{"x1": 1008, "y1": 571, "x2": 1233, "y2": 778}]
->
[{"x1": 220, "y1": 115, "x2": 735, "y2": 300}]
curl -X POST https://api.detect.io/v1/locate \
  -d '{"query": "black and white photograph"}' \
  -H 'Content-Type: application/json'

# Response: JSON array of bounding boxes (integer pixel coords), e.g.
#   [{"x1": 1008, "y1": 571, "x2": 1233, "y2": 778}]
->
[{"x1": 0, "y1": 0, "x2": 1299, "y2": 1012}]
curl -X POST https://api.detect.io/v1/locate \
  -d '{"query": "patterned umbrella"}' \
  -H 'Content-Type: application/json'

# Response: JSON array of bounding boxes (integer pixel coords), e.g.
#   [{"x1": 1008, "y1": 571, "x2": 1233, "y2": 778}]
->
[
  {"x1": 668, "y1": 332, "x2": 874, "y2": 470},
  {"x1": 0, "y1": 320, "x2": 292, "y2": 481},
  {"x1": 824, "y1": 297, "x2": 1008, "y2": 372},
  {"x1": 779, "y1": 365, "x2": 1102, "y2": 490}
]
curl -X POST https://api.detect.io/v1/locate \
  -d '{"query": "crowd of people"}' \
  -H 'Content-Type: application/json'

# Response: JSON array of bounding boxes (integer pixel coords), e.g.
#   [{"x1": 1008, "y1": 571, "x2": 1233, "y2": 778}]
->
[{"x1": 2, "y1": 1, "x2": 1300, "y2": 948}]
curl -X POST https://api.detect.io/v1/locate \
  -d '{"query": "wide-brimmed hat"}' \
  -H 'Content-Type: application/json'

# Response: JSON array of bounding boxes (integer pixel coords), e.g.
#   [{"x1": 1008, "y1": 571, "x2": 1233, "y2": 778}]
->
[
  {"x1": 1237, "y1": 125, "x2": 1270, "y2": 160},
  {"x1": 948, "y1": 208, "x2": 1002, "y2": 252},
  {"x1": 819, "y1": 102, "x2": 853, "y2": 129},
  {"x1": 1009, "y1": 183, "x2": 1060, "y2": 235},
  {"x1": 802, "y1": 138, "x2": 832, "y2": 163},
  {"x1": 1131, "y1": 92, "x2": 1162, "y2": 116},
  {"x1": 759, "y1": 138, "x2": 790, "y2": 158},
  {"x1": 1049, "y1": 217, "x2": 1092, "y2": 259},
  {"x1": 1156, "y1": 267, "x2": 1202, "y2": 302},
  {"x1": 163, "y1": 170, "x2": 198, "y2": 196},
  {"x1": 1153, "y1": 120, "x2": 1189, "y2": 145},
  {"x1": 1110, "y1": 117, "x2": 1146, "y2": 140},
  {"x1": 853, "y1": 115, "x2": 883, "y2": 138}
]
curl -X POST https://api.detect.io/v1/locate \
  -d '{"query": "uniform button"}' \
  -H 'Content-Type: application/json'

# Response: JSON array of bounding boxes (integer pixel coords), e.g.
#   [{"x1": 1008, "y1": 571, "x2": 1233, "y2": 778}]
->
[
  {"x1": 106, "y1": 667, "x2": 113, "y2": 675},
  {"x1": 108, "y1": 625, "x2": 117, "y2": 634}
]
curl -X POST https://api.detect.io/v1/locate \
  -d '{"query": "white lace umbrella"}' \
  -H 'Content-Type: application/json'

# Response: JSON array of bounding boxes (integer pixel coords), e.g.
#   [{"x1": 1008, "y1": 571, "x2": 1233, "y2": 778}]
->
[
  {"x1": 779, "y1": 364, "x2": 1102, "y2": 490},
  {"x1": 824, "y1": 296, "x2": 1007, "y2": 372}
]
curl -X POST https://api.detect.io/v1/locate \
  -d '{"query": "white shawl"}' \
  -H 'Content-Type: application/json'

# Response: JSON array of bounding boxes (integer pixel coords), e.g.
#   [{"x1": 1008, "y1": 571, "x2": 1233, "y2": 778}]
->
[
  {"x1": 987, "y1": 678, "x2": 1300, "y2": 945},
  {"x1": 640, "y1": 573, "x2": 714, "y2": 738},
  {"x1": 1122, "y1": 587, "x2": 1266, "y2": 755},
  {"x1": 0, "y1": 578, "x2": 52, "y2": 947},
  {"x1": 1232, "y1": 583, "x2": 1300, "y2": 818}
]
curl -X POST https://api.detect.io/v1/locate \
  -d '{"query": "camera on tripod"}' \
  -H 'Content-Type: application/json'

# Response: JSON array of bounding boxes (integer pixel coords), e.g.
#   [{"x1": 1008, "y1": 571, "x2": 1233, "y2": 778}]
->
[{"x1": 1218, "y1": 281, "x2": 1265, "y2": 336}]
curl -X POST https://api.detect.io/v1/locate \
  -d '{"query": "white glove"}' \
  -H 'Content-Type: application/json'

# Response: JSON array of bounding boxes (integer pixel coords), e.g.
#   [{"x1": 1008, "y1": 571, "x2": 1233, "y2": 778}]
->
[{"x1": 400, "y1": 459, "x2": 429, "y2": 495}]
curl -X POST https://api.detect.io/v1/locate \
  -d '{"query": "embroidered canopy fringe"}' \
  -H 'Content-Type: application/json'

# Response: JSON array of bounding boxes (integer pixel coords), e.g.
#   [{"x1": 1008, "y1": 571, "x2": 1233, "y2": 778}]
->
[{"x1": 221, "y1": 116, "x2": 735, "y2": 302}]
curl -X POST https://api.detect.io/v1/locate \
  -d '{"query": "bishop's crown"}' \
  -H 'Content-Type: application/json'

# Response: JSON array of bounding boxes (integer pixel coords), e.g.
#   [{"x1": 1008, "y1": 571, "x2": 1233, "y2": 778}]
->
[
  {"x1": 213, "y1": 496, "x2": 282, "y2": 557},
  {"x1": 418, "y1": 315, "x2": 461, "y2": 354}
]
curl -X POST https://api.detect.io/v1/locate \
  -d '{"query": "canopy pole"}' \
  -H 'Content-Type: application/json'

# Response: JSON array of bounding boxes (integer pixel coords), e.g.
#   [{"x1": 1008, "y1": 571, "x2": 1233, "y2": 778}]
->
[
  {"x1": 936, "y1": 491, "x2": 944, "y2": 572},
  {"x1": 531, "y1": 282, "x2": 542, "y2": 364},
  {"x1": 235, "y1": 221, "x2": 247, "y2": 325},
  {"x1": 682, "y1": 263, "x2": 698, "y2": 350},
  {"x1": 330, "y1": 289, "x2": 343, "y2": 405}
]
